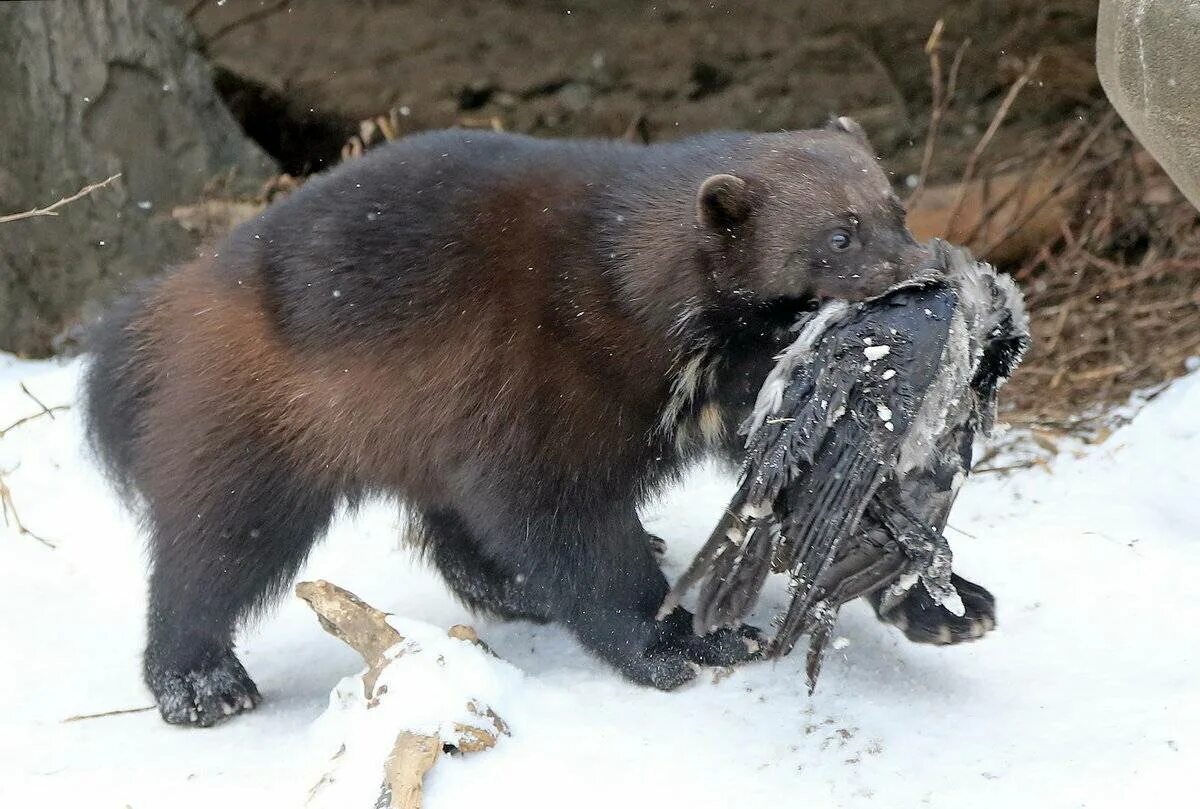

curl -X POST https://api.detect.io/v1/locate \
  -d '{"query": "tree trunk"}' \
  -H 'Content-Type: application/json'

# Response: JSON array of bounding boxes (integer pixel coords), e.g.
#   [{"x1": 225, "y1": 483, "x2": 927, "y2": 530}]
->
[{"x1": 0, "y1": 0, "x2": 277, "y2": 357}]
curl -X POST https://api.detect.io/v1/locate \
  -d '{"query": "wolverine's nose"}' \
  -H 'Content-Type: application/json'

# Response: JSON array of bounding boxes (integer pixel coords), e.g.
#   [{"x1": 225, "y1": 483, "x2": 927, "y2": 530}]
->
[{"x1": 892, "y1": 242, "x2": 934, "y2": 282}]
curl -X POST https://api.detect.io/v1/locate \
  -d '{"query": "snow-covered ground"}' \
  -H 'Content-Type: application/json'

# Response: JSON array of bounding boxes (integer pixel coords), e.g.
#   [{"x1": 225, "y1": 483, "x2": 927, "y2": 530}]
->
[{"x1": 2, "y1": 353, "x2": 1197, "y2": 808}]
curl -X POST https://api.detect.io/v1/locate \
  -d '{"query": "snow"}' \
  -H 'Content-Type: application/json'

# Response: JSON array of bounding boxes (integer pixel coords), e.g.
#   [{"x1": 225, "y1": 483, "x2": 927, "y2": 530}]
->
[{"x1": 2, "y1": 353, "x2": 1198, "y2": 808}]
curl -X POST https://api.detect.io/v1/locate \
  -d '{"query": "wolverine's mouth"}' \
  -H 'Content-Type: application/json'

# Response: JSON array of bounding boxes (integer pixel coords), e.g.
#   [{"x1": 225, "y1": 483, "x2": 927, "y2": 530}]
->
[{"x1": 759, "y1": 293, "x2": 822, "y2": 326}]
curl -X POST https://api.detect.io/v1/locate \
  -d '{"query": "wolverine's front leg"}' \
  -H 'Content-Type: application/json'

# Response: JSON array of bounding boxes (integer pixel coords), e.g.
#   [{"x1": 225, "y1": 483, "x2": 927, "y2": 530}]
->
[{"x1": 455, "y1": 496, "x2": 761, "y2": 689}]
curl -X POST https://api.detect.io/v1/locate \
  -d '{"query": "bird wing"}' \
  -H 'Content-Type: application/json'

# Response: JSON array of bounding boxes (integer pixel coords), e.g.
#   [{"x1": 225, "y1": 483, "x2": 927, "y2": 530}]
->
[{"x1": 768, "y1": 283, "x2": 958, "y2": 656}]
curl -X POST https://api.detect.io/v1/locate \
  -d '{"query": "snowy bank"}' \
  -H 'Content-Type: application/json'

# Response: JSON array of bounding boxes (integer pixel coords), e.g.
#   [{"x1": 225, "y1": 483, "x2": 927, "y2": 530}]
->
[{"x1": 1, "y1": 354, "x2": 1197, "y2": 808}]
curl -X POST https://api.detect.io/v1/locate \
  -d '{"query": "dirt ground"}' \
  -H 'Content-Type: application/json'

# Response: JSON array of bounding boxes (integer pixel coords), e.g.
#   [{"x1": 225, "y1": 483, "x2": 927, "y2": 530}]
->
[{"x1": 176, "y1": 0, "x2": 1101, "y2": 178}]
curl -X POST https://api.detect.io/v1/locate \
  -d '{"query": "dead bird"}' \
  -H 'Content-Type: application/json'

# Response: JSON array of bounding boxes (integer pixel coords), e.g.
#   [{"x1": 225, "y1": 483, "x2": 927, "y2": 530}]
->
[{"x1": 661, "y1": 240, "x2": 1030, "y2": 688}]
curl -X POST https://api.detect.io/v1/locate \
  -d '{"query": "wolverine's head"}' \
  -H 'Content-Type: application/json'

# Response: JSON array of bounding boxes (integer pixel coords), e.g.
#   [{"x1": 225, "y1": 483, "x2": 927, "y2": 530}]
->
[{"x1": 696, "y1": 119, "x2": 931, "y2": 306}]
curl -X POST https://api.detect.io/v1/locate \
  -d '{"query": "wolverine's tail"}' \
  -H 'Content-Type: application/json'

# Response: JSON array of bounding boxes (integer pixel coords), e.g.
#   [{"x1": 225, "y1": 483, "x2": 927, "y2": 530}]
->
[{"x1": 81, "y1": 281, "x2": 161, "y2": 504}]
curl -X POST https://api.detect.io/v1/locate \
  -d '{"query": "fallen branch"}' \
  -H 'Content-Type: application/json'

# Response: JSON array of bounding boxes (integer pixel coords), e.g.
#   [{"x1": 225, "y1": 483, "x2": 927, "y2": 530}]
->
[
  {"x1": 296, "y1": 580, "x2": 510, "y2": 809},
  {"x1": 0, "y1": 174, "x2": 121, "y2": 224},
  {"x1": 296, "y1": 579, "x2": 402, "y2": 697},
  {"x1": 381, "y1": 732, "x2": 441, "y2": 809}
]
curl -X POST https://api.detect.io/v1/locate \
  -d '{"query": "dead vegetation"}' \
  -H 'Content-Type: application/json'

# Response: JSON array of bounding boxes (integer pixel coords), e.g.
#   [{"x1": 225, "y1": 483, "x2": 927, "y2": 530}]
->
[
  {"x1": 913, "y1": 86, "x2": 1200, "y2": 435},
  {"x1": 902, "y1": 27, "x2": 1199, "y2": 438},
  {"x1": 1001, "y1": 117, "x2": 1200, "y2": 434}
]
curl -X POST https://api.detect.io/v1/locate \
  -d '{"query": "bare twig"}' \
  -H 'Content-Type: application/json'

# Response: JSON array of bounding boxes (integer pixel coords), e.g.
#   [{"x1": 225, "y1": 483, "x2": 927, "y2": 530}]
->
[
  {"x1": 973, "y1": 460, "x2": 1044, "y2": 475},
  {"x1": 980, "y1": 108, "x2": 1119, "y2": 255},
  {"x1": 0, "y1": 174, "x2": 121, "y2": 225},
  {"x1": 908, "y1": 23, "x2": 969, "y2": 209},
  {"x1": 945, "y1": 54, "x2": 1042, "y2": 234},
  {"x1": 0, "y1": 474, "x2": 55, "y2": 548},
  {"x1": 62, "y1": 706, "x2": 155, "y2": 723},
  {"x1": 19, "y1": 383, "x2": 58, "y2": 421},
  {"x1": 907, "y1": 19, "x2": 944, "y2": 209},
  {"x1": 206, "y1": 0, "x2": 292, "y2": 46},
  {"x1": 0, "y1": 405, "x2": 69, "y2": 440}
]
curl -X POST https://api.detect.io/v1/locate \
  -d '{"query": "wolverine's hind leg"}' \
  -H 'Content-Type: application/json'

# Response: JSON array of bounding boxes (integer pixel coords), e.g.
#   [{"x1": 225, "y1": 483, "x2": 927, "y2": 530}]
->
[
  {"x1": 141, "y1": 428, "x2": 337, "y2": 726},
  {"x1": 421, "y1": 508, "x2": 551, "y2": 623},
  {"x1": 452, "y1": 497, "x2": 762, "y2": 690},
  {"x1": 423, "y1": 508, "x2": 666, "y2": 622}
]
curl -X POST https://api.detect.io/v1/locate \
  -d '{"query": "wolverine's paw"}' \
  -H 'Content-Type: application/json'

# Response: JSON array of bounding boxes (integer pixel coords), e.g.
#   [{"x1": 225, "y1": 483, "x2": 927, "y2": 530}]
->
[
  {"x1": 678, "y1": 621, "x2": 765, "y2": 666},
  {"x1": 877, "y1": 574, "x2": 996, "y2": 645},
  {"x1": 620, "y1": 609, "x2": 763, "y2": 690},
  {"x1": 620, "y1": 646, "x2": 702, "y2": 691},
  {"x1": 145, "y1": 650, "x2": 261, "y2": 727}
]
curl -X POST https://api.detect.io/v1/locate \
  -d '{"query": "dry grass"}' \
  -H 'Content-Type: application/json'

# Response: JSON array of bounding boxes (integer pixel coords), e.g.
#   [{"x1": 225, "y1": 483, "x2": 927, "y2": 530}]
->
[{"x1": 999, "y1": 112, "x2": 1200, "y2": 435}]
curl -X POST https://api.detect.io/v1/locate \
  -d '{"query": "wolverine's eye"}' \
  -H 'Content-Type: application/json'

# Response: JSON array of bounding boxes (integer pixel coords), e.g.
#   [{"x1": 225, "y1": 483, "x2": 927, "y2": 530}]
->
[{"x1": 829, "y1": 228, "x2": 853, "y2": 251}]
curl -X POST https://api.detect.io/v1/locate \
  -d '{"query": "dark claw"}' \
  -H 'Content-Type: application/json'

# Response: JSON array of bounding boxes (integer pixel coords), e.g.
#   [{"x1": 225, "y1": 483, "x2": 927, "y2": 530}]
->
[
  {"x1": 620, "y1": 608, "x2": 761, "y2": 690},
  {"x1": 146, "y1": 650, "x2": 261, "y2": 727}
]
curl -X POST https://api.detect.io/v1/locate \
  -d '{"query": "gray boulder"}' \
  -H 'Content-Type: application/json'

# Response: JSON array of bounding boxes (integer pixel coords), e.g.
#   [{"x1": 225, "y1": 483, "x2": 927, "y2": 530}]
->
[{"x1": 1097, "y1": 0, "x2": 1200, "y2": 211}]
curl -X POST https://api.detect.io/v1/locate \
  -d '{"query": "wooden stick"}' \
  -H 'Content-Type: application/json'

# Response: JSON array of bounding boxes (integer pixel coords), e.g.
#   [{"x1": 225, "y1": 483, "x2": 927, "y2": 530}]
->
[
  {"x1": 0, "y1": 174, "x2": 121, "y2": 224},
  {"x1": 295, "y1": 580, "x2": 404, "y2": 697},
  {"x1": 380, "y1": 732, "x2": 441, "y2": 809}
]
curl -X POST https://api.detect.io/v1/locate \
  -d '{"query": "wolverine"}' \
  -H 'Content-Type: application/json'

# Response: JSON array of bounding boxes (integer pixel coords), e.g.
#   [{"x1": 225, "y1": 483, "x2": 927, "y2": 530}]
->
[{"x1": 85, "y1": 119, "x2": 932, "y2": 726}]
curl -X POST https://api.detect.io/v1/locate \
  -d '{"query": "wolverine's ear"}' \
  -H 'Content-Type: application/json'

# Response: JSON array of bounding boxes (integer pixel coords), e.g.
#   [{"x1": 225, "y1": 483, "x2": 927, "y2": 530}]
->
[
  {"x1": 697, "y1": 173, "x2": 753, "y2": 230},
  {"x1": 826, "y1": 115, "x2": 872, "y2": 148}
]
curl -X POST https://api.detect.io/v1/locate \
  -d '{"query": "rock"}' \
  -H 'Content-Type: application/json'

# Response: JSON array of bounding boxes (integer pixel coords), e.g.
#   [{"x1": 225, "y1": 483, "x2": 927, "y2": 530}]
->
[
  {"x1": 1097, "y1": 0, "x2": 1200, "y2": 211},
  {"x1": 0, "y1": 0, "x2": 277, "y2": 357}
]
